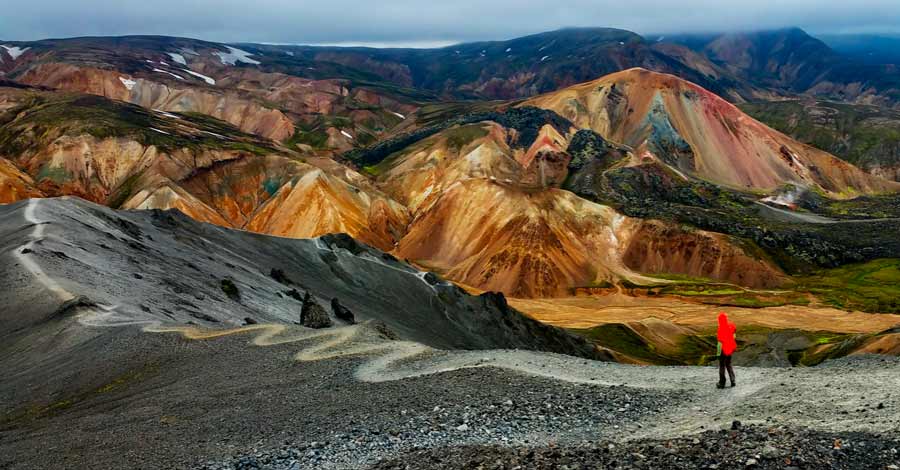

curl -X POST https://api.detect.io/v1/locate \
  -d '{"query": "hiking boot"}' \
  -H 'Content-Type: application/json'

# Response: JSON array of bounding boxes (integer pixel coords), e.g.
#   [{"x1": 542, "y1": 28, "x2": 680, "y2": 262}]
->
[
  {"x1": 716, "y1": 383, "x2": 725, "y2": 389},
  {"x1": 730, "y1": 382, "x2": 736, "y2": 388}
]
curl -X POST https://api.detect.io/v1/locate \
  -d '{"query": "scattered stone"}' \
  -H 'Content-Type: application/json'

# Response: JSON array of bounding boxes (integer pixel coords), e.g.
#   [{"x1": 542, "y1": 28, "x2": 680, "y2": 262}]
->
[{"x1": 220, "y1": 279, "x2": 240, "y2": 300}]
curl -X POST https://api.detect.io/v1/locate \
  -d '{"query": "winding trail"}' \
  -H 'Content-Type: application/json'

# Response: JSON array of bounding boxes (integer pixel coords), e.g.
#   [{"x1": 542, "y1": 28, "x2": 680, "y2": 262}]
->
[
  {"x1": 15, "y1": 199, "x2": 76, "y2": 302},
  {"x1": 12, "y1": 197, "x2": 898, "y2": 445}
]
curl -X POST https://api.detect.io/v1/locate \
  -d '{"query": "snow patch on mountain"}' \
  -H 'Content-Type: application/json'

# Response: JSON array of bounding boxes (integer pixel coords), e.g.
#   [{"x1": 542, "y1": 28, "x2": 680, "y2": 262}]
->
[
  {"x1": 341, "y1": 130, "x2": 354, "y2": 140},
  {"x1": 153, "y1": 68, "x2": 184, "y2": 80},
  {"x1": 1, "y1": 45, "x2": 30, "y2": 60},
  {"x1": 118, "y1": 77, "x2": 137, "y2": 90},
  {"x1": 182, "y1": 69, "x2": 216, "y2": 85},
  {"x1": 214, "y1": 46, "x2": 260, "y2": 66},
  {"x1": 390, "y1": 111, "x2": 406, "y2": 119},
  {"x1": 153, "y1": 109, "x2": 180, "y2": 119},
  {"x1": 167, "y1": 52, "x2": 187, "y2": 65}
]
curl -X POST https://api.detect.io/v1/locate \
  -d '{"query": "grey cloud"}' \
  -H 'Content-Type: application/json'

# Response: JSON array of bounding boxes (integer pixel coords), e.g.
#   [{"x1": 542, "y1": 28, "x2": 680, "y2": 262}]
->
[{"x1": 1, "y1": 0, "x2": 899, "y2": 44}]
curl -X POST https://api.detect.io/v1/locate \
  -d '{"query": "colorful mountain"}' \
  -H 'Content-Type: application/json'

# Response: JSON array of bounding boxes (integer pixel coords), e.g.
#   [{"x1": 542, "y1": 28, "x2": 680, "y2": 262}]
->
[{"x1": 523, "y1": 68, "x2": 897, "y2": 195}]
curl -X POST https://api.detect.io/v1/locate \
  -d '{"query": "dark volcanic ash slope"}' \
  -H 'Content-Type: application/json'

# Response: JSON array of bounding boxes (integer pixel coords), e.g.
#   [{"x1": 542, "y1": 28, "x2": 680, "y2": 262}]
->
[{"x1": 0, "y1": 197, "x2": 604, "y2": 358}]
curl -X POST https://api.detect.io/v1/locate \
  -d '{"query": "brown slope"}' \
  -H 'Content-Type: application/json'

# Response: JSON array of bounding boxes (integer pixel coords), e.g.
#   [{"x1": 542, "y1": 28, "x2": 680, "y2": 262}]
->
[
  {"x1": 246, "y1": 169, "x2": 409, "y2": 251},
  {"x1": 374, "y1": 117, "x2": 784, "y2": 297},
  {"x1": 15, "y1": 62, "x2": 295, "y2": 141},
  {"x1": 0, "y1": 88, "x2": 409, "y2": 250},
  {"x1": 5, "y1": 37, "x2": 420, "y2": 150},
  {"x1": 394, "y1": 178, "x2": 630, "y2": 298},
  {"x1": 523, "y1": 68, "x2": 898, "y2": 196},
  {"x1": 0, "y1": 158, "x2": 44, "y2": 203}
]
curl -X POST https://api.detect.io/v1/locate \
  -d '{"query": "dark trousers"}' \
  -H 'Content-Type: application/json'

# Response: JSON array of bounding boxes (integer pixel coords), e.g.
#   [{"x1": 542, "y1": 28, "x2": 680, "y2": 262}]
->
[{"x1": 718, "y1": 354, "x2": 735, "y2": 386}]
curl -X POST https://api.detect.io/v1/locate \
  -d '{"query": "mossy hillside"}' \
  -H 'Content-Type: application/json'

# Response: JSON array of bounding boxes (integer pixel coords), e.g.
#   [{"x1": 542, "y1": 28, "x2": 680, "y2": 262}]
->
[
  {"x1": 740, "y1": 99, "x2": 900, "y2": 175},
  {"x1": 0, "y1": 94, "x2": 277, "y2": 157},
  {"x1": 612, "y1": 275, "x2": 811, "y2": 309},
  {"x1": 576, "y1": 322, "x2": 872, "y2": 367},
  {"x1": 358, "y1": 123, "x2": 488, "y2": 178},
  {"x1": 572, "y1": 323, "x2": 717, "y2": 366},
  {"x1": 565, "y1": 161, "x2": 900, "y2": 273},
  {"x1": 794, "y1": 259, "x2": 900, "y2": 313}
]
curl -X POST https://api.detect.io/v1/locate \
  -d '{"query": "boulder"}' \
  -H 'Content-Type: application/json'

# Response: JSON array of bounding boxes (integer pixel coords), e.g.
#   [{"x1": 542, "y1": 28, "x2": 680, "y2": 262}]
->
[
  {"x1": 301, "y1": 292, "x2": 333, "y2": 329},
  {"x1": 330, "y1": 298, "x2": 355, "y2": 324}
]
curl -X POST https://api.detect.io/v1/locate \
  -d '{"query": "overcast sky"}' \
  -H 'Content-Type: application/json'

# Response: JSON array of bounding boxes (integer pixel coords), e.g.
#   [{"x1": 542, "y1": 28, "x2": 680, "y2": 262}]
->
[{"x1": 2, "y1": 0, "x2": 900, "y2": 45}]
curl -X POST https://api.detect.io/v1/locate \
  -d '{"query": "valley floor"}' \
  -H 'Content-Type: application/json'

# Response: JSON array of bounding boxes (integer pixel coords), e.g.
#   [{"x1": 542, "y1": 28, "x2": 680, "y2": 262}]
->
[{"x1": 512, "y1": 294, "x2": 900, "y2": 332}]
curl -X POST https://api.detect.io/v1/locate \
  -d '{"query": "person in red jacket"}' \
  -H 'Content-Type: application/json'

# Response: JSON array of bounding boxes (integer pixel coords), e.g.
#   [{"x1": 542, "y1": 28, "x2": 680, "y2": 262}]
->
[{"x1": 716, "y1": 312, "x2": 737, "y2": 389}]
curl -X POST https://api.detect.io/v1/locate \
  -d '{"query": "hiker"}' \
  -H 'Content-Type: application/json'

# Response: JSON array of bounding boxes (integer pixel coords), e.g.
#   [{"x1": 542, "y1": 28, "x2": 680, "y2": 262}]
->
[{"x1": 716, "y1": 312, "x2": 737, "y2": 389}]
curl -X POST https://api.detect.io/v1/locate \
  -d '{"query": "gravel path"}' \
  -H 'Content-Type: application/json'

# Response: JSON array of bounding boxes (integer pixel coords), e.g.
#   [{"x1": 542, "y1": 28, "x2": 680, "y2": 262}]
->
[{"x1": 2, "y1": 198, "x2": 900, "y2": 470}]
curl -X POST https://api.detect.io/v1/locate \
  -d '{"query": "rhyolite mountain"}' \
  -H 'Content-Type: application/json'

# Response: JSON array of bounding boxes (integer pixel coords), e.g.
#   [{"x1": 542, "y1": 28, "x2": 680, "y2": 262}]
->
[
  {"x1": 0, "y1": 35, "x2": 426, "y2": 156},
  {"x1": 2, "y1": 28, "x2": 900, "y2": 301}
]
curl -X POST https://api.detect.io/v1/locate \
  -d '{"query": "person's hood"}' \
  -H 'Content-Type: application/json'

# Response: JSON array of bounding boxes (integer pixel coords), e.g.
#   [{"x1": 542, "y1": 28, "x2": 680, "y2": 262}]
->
[{"x1": 718, "y1": 312, "x2": 729, "y2": 327}]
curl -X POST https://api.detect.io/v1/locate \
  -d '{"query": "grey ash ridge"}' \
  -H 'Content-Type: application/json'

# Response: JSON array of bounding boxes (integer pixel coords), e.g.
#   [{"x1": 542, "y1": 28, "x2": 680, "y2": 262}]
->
[{"x1": 2, "y1": 198, "x2": 899, "y2": 470}]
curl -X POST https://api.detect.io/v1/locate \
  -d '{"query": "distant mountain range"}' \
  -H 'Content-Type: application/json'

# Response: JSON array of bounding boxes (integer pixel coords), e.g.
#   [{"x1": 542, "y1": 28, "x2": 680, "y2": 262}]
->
[{"x1": 2, "y1": 26, "x2": 900, "y2": 301}]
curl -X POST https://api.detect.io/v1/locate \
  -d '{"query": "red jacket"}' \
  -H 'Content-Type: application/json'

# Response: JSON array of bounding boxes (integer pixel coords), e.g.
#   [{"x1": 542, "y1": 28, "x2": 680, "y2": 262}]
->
[{"x1": 717, "y1": 313, "x2": 737, "y2": 356}]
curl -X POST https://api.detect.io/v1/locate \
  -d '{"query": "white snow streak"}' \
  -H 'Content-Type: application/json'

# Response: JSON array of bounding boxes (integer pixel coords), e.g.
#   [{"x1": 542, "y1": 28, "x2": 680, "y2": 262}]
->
[
  {"x1": 214, "y1": 46, "x2": 260, "y2": 65},
  {"x1": 340, "y1": 130, "x2": 354, "y2": 140},
  {"x1": 1, "y1": 45, "x2": 30, "y2": 60},
  {"x1": 182, "y1": 69, "x2": 216, "y2": 85},
  {"x1": 118, "y1": 77, "x2": 137, "y2": 90},
  {"x1": 167, "y1": 52, "x2": 187, "y2": 65},
  {"x1": 390, "y1": 111, "x2": 406, "y2": 119},
  {"x1": 152, "y1": 68, "x2": 184, "y2": 80},
  {"x1": 153, "y1": 109, "x2": 180, "y2": 119}
]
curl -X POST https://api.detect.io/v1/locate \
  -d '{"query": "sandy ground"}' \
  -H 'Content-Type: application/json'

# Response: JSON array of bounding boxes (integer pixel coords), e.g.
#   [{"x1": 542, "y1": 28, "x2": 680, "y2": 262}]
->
[{"x1": 510, "y1": 293, "x2": 900, "y2": 333}]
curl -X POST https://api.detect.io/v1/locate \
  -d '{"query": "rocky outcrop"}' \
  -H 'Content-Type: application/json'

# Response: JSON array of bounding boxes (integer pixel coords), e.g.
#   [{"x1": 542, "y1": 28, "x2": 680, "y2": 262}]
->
[
  {"x1": 300, "y1": 292, "x2": 332, "y2": 329},
  {"x1": 330, "y1": 298, "x2": 355, "y2": 324}
]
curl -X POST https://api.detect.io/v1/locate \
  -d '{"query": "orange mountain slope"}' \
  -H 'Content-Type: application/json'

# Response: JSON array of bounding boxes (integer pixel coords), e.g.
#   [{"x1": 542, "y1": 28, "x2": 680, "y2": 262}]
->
[
  {"x1": 372, "y1": 117, "x2": 784, "y2": 296},
  {"x1": 0, "y1": 88, "x2": 408, "y2": 251},
  {"x1": 524, "y1": 67, "x2": 899, "y2": 196}
]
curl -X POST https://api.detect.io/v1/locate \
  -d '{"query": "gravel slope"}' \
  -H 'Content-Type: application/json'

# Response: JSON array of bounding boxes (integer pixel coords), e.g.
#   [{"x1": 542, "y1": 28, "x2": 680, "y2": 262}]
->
[{"x1": 1, "y1": 198, "x2": 899, "y2": 470}]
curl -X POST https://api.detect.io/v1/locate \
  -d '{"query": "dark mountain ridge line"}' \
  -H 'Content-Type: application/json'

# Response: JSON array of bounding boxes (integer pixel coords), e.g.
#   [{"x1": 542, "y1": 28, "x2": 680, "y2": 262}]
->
[{"x1": 339, "y1": 105, "x2": 574, "y2": 167}]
